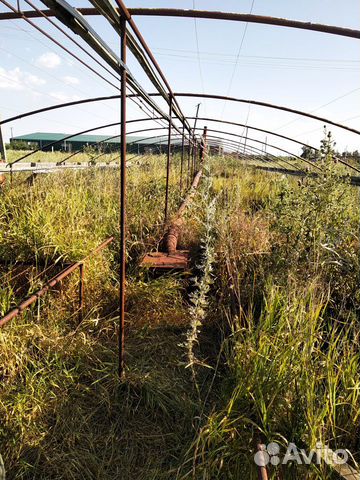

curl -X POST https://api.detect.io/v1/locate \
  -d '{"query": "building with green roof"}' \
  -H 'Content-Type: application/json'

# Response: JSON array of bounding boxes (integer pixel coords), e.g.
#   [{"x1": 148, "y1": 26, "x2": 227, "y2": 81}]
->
[{"x1": 10, "y1": 132, "x2": 184, "y2": 154}]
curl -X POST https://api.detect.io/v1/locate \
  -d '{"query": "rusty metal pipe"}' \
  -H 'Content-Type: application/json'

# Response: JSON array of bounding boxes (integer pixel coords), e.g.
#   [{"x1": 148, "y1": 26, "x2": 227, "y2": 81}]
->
[
  {"x1": 164, "y1": 95, "x2": 173, "y2": 223},
  {"x1": 78, "y1": 263, "x2": 84, "y2": 324},
  {"x1": 119, "y1": 16, "x2": 127, "y2": 378},
  {"x1": 0, "y1": 237, "x2": 113, "y2": 328},
  {"x1": 187, "y1": 116, "x2": 318, "y2": 151},
  {"x1": 164, "y1": 169, "x2": 203, "y2": 254},
  {"x1": 256, "y1": 444, "x2": 269, "y2": 480},
  {"x1": 180, "y1": 124, "x2": 185, "y2": 194},
  {"x1": 163, "y1": 127, "x2": 207, "y2": 254},
  {"x1": 114, "y1": 1, "x2": 191, "y2": 133},
  {"x1": 1, "y1": 8, "x2": 359, "y2": 39},
  {"x1": 169, "y1": 92, "x2": 360, "y2": 136},
  {"x1": 0, "y1": 0, "x2": 120, "y2": 91}
]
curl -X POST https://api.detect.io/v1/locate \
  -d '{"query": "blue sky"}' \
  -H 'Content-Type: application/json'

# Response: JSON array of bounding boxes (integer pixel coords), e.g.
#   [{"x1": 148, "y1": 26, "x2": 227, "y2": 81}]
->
[{"x1": 0, "y1": 0, "x2": 359, "y2": 155}]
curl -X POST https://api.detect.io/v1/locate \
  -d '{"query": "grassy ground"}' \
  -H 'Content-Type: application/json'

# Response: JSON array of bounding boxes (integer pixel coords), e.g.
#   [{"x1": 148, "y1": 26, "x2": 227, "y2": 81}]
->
[{"x1": 0, "y1": 148, "x2": 359, "y2": 479}]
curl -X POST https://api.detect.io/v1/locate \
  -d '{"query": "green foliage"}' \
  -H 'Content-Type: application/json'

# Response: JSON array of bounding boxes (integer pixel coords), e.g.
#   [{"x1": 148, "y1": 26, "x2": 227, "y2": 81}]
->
[
  {"x1": 180, "y1": 134, "x2": 360, "y2": 479},
  {"x1": 181, "y1": 283, "x2": 360, "y2": 480},
  {"x1": 301, "y1": 145, "x2": 317, "y2": 161},
  {"x1": 0, "y1": 154, "x2": 198, "y2": 479},
  {"x1": 6, "y1": 141, "x2": 35, "y2": 151},
  {"x1": 84, "y1": 145, "x2": 100, "y2": 165},
  {"x1": 185, "y1": 167, "x2": 217, "y2": 387},
  {"x1": 0, "y1": 145, "x2": 359, "y2": 480},
  {"x1": 270, "y1": 131, "x2": 359, "y2": 304}
]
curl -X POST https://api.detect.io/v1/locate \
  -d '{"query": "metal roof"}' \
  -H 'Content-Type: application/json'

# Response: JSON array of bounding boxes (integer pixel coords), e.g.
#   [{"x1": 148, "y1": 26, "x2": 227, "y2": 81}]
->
[
  {"x1": 10, "y1": 132, "x2": 183, "y2": 145},
  {"x1": 12, "y1": 132, "x2": 120, "y2": 143}
]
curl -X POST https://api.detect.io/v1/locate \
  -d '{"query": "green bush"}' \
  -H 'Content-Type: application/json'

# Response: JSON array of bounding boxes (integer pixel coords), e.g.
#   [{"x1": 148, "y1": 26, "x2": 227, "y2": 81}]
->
[{"x1": 270, "y1": 130, "x2": 359, "y2": 306}]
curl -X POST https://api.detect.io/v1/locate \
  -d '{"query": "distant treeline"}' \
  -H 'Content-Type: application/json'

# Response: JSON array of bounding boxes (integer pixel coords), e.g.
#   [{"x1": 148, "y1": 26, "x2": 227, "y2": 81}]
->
[{"x1": 301, "y1": 145, "x2": 360, "y2": 162}]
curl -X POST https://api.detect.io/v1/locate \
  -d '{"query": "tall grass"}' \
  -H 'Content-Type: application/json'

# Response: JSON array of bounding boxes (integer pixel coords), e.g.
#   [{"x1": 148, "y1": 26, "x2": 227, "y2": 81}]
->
[
  {"x1": 179, "y1": 149, "x2": 360, "y2": 479},
  {"x1": 0, "y1": 147, "x2": 359, "y2": 479},
  {"x1": 0, "y1": 153, "x2": 199, "y2": 479}
]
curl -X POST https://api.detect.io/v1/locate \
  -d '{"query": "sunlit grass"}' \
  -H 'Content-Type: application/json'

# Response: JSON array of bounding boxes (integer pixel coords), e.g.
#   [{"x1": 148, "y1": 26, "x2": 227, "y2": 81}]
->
[{"x1": 0, "y1": 149, "x2": 359, "y2": 479}]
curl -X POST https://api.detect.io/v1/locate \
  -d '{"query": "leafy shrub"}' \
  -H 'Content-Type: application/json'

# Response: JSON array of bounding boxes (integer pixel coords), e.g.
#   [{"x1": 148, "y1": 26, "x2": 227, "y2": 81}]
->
[{"x1": 270, "y1": 130, "x2": 359, "y2": 306}]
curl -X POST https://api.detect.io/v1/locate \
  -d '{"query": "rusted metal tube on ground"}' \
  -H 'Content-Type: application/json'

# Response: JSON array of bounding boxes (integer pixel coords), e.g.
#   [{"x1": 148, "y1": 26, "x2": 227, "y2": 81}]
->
[
  {"x1": 163, "y1": 127, "x2": 207, "y2": 254},
  {"x1": 164, "y1": 170, "x2": 203, "y2": 254},
  {"x1": 0, "y1": 237, "x2": 114, "y2": 328},
  {"x1": 0, "y1": 262, "x2": 79, "y2": 327}
]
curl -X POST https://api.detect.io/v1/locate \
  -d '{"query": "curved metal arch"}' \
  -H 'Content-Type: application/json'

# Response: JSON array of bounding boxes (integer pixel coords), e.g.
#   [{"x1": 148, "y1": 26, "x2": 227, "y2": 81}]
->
[
  {"x1": 194, "y1": 117, "x2": 360, "y2": 173},
  {"x1": 193, "y1": 127, "x2": 324, "y2": 172},
  {"x1": 0, "y1": 95, "x2": 119, "y2": 126},
  {"x1": 72, "y1": 115, "x2": 321, "y2": 166},
  {"x1": 188, "y1": 116, "x2": 318, "y2": 150},
  {"x1": 1, "y1": 8, "x2": 359, "y2": 39},
  {"x1": 196, "y1": 127, "x2": 302, "y2": 160},
  {"x1": 97, "y1": 131, "x2": 302, "y2": 174},
  {"x1": 91, "y1": 125, "x2": 306, "y2": 170},
  {"x1": 58, "y1": 116, "x2": 156, "y2": 163},
  {"x1": 10, "y1": 120, "x2": 298, "y2": 169},
  {"x1": 205, "y1": 138, "x2": 286, "y2": 167},
  {"x1": 57, "y1": 124, "x2": 312, "y2": 174},
  {"x1": 8, "y1": 121, "x2": 120, "y2": 167},
  {"x1": 166, "y1": 93, "x2": 360, "y2": 136},
  {"x1": 97, "y1": 132, "x2": 186, "y2": 164},
  {"x1": 203, "y1": 134, "x2": 305, "y2": 172},
  {"x1": 204, "y1": 140, "x2": 298, "y2": 176},
  {"x1": 122, "y1": 132, "x2": 290, "y2": 172},
  {"x1": 2, "y1": 93, "x2": 359, "y2": 137}
]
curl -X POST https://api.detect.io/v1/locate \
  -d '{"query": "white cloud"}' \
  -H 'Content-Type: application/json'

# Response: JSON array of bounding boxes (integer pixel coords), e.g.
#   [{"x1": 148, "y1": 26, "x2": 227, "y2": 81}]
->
[
  {"x1": 27, "y1": 73, "x2": 46, "y2": 87},
  {"x1": 36, "y1": 52, "x2": 61, "y2": 69},
  {"x1": 62, "y1": 75, "x2": 80, "y2": 85},
  {"x1": 49, "y1": 91, "x2": 80, "y2": 102},
  {"x1": 0, "y1": 67, "x2": 46, "y2": 90}
]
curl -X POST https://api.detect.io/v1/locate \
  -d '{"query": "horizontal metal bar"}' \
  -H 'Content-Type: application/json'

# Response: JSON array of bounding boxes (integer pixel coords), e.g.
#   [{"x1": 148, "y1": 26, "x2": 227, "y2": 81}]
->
[
  {"x1": 0, "y1": 237, "x2": 114, "y2": 328},
  {"x1": 128, "y1": 9, "x2": 360, "y2": 40},
  {"x1": 0, "y1": 8, "x2": 359, "y2": 39}
]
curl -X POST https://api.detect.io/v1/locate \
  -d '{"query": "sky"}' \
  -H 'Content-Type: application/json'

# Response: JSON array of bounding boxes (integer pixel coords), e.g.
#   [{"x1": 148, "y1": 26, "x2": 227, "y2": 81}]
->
[{"x1": 0, "y1": 0, "x2": 359, "y2": 157}]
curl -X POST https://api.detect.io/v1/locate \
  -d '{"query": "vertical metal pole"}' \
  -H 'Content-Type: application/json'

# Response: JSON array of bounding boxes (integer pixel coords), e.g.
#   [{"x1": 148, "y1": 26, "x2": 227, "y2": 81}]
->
[
  {"x1": 192, "y1": 142, "x2": 197, "y2": 176},
  {"x1": 200, "y1": 126, "x2": 207, "y2": 164},
  {"x1": 119, "y1": 17, "x2": 127, "y2": 378},
  {"x1": 0, "y1": 116, "x2": 7, "y2": 163},
  {"x1": 78, "y1": 263, "x2": 84, "y2": 323},
  {"x1": 164, "y1": 94, "x2": 173, "y2": 223},
  {"x1": 187, "y1": 137, "x2": 191, "y2": 189},
  {"x1": 192, "y1": 103, "x2": 201, "y2": 177},
  {"x1": 243, "y1": 126, "x2": 248, "y2": 154},
  {"x1": 256, "y1": 443, "x2": 269, "y2": 480},
  {"x1": 180, "y1": 124, "x2": 185, "y2": 194}
]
